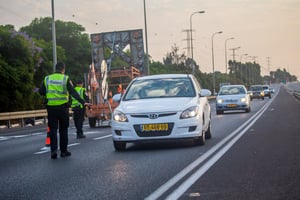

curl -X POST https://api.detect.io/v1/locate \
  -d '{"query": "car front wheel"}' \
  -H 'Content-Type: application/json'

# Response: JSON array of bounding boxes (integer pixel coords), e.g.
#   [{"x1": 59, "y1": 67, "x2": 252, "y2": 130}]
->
[
  {"x1": 194, "y1": 130, "x2": 205, "y2": 146},
  {"x1": 205, "y1": 121, "x2": 212, "y2": 139},
  {"x1": 113, "y1": 141, "x2": 126, "y2": 151}
]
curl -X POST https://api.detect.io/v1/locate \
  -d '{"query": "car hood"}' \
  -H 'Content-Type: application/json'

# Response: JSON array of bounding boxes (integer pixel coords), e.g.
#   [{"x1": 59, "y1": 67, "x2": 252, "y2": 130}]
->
[{"x1": 116, "y1": 97, "x2": 198, "y2": 113}]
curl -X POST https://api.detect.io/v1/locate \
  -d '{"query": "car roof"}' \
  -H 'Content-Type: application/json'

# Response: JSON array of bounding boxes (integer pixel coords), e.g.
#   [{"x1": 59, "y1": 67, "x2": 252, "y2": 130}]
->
[{"x1": 134, "y1": 74, "x2": 192, "y2": 80}]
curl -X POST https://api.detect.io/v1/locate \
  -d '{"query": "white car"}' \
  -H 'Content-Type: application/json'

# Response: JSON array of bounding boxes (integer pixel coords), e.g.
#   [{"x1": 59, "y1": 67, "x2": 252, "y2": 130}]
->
[
  {"x1": 111, "y1": 74, "x2": 212, "y2": 151},
  {"x1": 216, "y1": 85, "x2": 251, "y2": 114}
]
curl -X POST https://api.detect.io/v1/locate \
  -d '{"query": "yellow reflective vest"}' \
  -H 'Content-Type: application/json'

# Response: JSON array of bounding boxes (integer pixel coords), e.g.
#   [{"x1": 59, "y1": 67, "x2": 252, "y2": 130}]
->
[
  {"x1": 71, "y1": 86, "x2": 85, "y2": 108},
  {"x1": 45, "y1": 73, "x2": 68, "y2": 106}
]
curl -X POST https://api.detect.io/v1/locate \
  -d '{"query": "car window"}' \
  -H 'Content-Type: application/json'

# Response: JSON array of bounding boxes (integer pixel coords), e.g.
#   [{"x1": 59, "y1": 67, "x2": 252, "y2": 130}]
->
[
  {"x1": 262, "y1": 86, "x2": 269, "y2": 90},
  {"x1": 219, "y1": 86, "x2": 245, "y2": 95},
  {"x1": 250, "y1": 86, "x2": 262, "y2": 91},
  {"x1": 123, "y1": 77, "x2": 196, "y2": 100}
]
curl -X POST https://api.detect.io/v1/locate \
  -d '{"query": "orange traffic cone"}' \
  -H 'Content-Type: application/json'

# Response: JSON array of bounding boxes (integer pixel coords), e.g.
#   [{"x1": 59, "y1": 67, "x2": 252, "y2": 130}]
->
[{"x1": 45, "y1": 126, "x2": 50, "y2": 147}]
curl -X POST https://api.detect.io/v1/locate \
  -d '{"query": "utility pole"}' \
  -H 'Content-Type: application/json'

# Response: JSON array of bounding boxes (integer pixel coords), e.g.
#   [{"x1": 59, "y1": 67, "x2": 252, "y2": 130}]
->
[
  {"x1": 266, "y1": 56, "x2": 271, "y2": 84},
  {"x1": 182, "y1": 29, "x2": 191, "y2": 57},
  {"x1": 229, "y1": 46, "x2": 240, "y2": 61},
  {"x1": 229, "y1": 47, "x2": 240, "y2": 84}
]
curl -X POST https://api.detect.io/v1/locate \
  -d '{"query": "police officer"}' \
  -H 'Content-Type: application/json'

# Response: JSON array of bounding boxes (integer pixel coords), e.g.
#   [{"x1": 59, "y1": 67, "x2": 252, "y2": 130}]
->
[
  {"x1": 39, "y1": 62, "x2": 89, "y2": 159},
  {"x1": 71, "y1": 80, "x2": 89, "y2": 139}
]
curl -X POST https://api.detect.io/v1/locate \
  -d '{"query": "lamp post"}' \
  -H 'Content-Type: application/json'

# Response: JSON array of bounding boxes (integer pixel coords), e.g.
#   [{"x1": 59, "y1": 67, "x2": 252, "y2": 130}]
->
[
  {"x1": 189, "y1": 10, "x2": 205, "y2": 74},
  {"x1": 143, "y1": 0, "x2": 150, "y2": 75},
  {"x1": 225, "y1": 37, "x2": 234, "y2": 74},
  {"x1": 51, "y1": 0, "x2": 57, "y2": 72},
  {"x1": 211, "y1": 31, "x2": 223, "y2": 95}
]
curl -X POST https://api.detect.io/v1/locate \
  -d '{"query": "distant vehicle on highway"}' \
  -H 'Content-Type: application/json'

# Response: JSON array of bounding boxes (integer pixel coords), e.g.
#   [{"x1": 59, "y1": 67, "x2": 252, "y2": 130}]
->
[
  {"x1": 262, "y1": 85, "x2": 272, "y2": 98},
  {"x1": 111, "y1": 74, "x2": 212, "y2": 151},
  {"x1": 216, "y1": 85, "x2": 251, "y2": 115},
  {"x1": 249, "y1": 85, "x2": 265, "y2": 100},
  {"x1": 269, "y1": 87, "x2": 275, "y2": 93}
]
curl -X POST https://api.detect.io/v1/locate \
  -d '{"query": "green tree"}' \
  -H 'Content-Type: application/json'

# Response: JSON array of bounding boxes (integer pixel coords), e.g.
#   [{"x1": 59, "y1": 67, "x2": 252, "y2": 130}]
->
[
  {"x1": 20, "y1": 17, "x2": 91, "y2": 82},
  {"x1": 0, "y1": 25, "x2": 43, "y2": 112}
]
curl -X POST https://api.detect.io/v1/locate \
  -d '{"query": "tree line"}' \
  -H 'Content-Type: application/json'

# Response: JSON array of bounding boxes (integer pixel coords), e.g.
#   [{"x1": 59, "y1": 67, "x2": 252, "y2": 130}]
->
[{"x1": 0, "y1": 17, "x2": 297, "y2": 112}]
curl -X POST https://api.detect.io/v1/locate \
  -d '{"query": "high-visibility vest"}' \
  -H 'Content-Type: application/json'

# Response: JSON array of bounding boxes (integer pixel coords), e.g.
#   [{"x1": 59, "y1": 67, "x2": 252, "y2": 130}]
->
[
  {"x1": 45, "y1": 73, "x2": 68, "y2": 106},
  {"x1": 71, "y1": 86, "x2": 85, "y2": 108}
]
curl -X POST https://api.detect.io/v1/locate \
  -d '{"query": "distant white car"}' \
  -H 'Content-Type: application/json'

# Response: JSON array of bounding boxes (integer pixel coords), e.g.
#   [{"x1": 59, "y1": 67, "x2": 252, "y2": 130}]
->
[
  {"x1": 262, "y1": 85, "x2": 272, "y2": 98},
  {"x1": 111, "y1": 74, "x2": 212, "y2": 151},
  {"x1": 216, "y1": 85, "x2": 251, "y2": 114}
]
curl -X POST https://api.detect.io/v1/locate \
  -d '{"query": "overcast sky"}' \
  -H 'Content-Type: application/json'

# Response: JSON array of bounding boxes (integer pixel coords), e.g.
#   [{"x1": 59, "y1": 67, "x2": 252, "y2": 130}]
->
[{"x1": 1, "y1": 0, "x2": 300, "y2": 78}]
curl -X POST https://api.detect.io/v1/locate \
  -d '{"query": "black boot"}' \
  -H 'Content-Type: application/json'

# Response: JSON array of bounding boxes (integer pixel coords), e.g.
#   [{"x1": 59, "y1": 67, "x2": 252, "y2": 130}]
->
[{"x1": 77, "y1": 133, "x2": 86, "y2": 139}]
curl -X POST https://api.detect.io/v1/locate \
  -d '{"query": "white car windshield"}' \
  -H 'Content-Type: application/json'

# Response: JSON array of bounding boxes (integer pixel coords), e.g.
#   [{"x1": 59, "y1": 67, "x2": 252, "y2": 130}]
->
[
  {"x1": 219, "y1": 86, "x2": 246, "y2": 95},
  {"x1": 123, "y1": 77, "x2": 196, "y2": 100}
]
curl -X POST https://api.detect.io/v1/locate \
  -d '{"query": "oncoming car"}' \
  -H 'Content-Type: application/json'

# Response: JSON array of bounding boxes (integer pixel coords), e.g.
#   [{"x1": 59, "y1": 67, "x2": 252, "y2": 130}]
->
[
  {"x1": 262, "y1": 85, "x2": 272, "y2": 98},
  {"x1": 111, "y1": 74, "x2": 212, "y2": 151},
  {"x1": 216, "y1": 85, "x2": 251, "y2": 114},
  {"x1": 249, "y1": 85, "x2": 265, "y2": 100}
]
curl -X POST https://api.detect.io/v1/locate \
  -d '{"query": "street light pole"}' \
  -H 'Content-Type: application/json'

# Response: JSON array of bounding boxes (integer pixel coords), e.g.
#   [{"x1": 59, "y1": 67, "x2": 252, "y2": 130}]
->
[
  {"x1": 143, "y1": 0, "x2": 150, "y2": 75},
  {"x1": 225, "y1": 37, "x2": 234, "y2": 74},
  {"x1": 51, "y1": 0, "x2": 57, "y2": 72},
  {"x1": 189, "y1": 10, "x2": 205, "y2": 74},
  {"x1": 211, "y1": 31, "x2": 223, "y2": 95}
]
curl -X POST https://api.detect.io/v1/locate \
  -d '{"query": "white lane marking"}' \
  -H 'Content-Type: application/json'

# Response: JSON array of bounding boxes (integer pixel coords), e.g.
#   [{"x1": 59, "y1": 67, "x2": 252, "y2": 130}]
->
[
  {"x1": 0, "y1": 132, "x2": 45, "y2": 142},
  {"x1": 145, "y1": 95, "x2": 275, "y2": 200},
  {"x1": 0, "y1": 137, "x2": 9, "y2": 141},
  {"x1": 93, "y1": 134, "x2": 112, "y2": 140},
  {"x1": 34, "y1": 143, "x2": 80, "y2": 154},
  {"x1": 165, "y1": 103, "x2": 268, "y2": 200}
]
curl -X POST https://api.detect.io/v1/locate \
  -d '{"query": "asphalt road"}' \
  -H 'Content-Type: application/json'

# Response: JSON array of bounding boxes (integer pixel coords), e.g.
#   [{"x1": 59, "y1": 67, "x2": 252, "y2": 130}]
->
[
  {"x1": 179, "y1": 84, "x2": 300, "y2": 200},
  {"x1": 0, "y1": 83, "x2": 299, "y2": 200}
]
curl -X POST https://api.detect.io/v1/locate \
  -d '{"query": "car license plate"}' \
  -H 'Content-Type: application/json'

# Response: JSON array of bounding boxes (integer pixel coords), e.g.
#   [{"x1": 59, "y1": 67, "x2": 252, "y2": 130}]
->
[
  {"x1": 227, "y1": 104, "x2": 237, "y2": 108},
  {"x1": 142, "y1": 123, "x2": 168, "y2": 131}
]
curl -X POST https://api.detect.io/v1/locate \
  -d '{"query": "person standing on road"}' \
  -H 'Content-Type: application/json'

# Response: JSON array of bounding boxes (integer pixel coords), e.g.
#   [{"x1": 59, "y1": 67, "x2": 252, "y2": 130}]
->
[
  {"x1": 71, "y1": 79, "x2": 89, "y2": 139},
  {"x1": 38, "y1": 62, "x2": 89, "y2": 159}
]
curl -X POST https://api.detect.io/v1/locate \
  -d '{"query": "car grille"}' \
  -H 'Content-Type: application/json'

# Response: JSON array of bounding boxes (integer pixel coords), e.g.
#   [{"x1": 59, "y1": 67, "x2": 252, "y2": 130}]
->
[
  {"x1": 133, "y1": 123, "x2": 174, "y2": 137},
  {"x1": 224, "y1": 99, "x2": 238, "y2": 103},
  {"x1": 131, "y1": 112, "x2": 177, "y2": 119}
]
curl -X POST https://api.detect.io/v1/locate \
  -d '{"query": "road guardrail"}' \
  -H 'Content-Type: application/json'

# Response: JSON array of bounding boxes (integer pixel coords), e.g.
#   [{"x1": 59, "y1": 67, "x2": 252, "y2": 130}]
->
[{"x1": 0, "y1": 109, "x2": 47, "y2": 128}]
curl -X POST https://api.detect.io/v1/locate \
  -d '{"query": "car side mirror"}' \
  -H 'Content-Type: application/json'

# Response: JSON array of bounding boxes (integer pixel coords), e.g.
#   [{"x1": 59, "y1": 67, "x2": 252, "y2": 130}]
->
[
  {"x1": 112, "y1": 93, "x2": 121, "y2": 102},
  {"x1": 200, "y1": 89, "x2": 212, "y2": 97}
]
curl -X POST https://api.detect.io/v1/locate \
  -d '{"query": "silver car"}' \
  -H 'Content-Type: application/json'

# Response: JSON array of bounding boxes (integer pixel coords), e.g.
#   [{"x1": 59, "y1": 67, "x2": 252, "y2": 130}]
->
[{"x1": 216, "y1": 85, "x2": 251, "y2": 114}]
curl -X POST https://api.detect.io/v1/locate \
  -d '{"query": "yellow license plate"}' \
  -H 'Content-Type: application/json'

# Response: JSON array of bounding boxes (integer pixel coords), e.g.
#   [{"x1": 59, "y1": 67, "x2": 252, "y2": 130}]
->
[
  {"x1": 227, "y1": 104, "x2": 237, "y2": 108},
  {"x1": 142, "y1": 123, "x2": 169, "y2": 131}
]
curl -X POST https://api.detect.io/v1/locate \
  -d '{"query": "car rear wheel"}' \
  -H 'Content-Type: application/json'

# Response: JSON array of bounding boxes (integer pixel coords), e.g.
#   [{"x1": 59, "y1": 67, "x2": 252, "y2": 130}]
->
[{"x1": 113, "y1": 141, "x2": 126, "y2": 151}]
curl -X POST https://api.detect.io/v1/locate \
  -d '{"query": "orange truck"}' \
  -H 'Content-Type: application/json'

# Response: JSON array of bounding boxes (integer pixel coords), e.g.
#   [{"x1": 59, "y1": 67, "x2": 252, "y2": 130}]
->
[{"x1": 85, "y1": 29, "x2": 145, "y2": 127}]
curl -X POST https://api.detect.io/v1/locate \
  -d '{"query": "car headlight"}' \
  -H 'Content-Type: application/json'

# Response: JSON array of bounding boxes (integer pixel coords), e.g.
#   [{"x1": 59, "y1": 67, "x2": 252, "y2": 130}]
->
[
  {"x1": 240, "y1": 97, "x2": 246, "y2": 102},
  {"x1": 217, "y1": 98, "x2": 223, "y2": 104},
  {"x1": 180, "y1": 106, "x2": 199, "y2": 119},
  {"x1": 113, "y1": 110, "x2": 128, "y2": 122}
]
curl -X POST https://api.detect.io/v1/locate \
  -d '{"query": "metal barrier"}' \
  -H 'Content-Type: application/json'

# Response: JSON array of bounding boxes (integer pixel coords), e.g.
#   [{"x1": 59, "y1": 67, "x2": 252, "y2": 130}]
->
[
  {"x1": 0, "y1": 109, "x2": 75, "y2": 129},
  {"x1": 293, "y1": 92, "x2": 300, "y2": 100},
  {"x1": 0, "y1": 109, "x2": 47, "y2": 128}
]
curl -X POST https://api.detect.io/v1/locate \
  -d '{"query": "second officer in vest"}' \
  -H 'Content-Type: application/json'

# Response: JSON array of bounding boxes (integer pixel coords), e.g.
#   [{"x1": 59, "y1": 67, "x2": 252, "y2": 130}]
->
[{"x1": 71, "y1": 80, "x2": 89, "y2": 138}]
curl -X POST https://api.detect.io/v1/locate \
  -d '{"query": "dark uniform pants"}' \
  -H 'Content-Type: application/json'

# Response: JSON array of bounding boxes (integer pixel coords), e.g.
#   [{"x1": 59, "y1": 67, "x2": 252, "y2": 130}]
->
[
  {"x1": 72, "y1": 107, "x2": 85, "y2": 136},
  {"x1": 47, "y1": 104, "x2": 69, "y2": 153}
]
